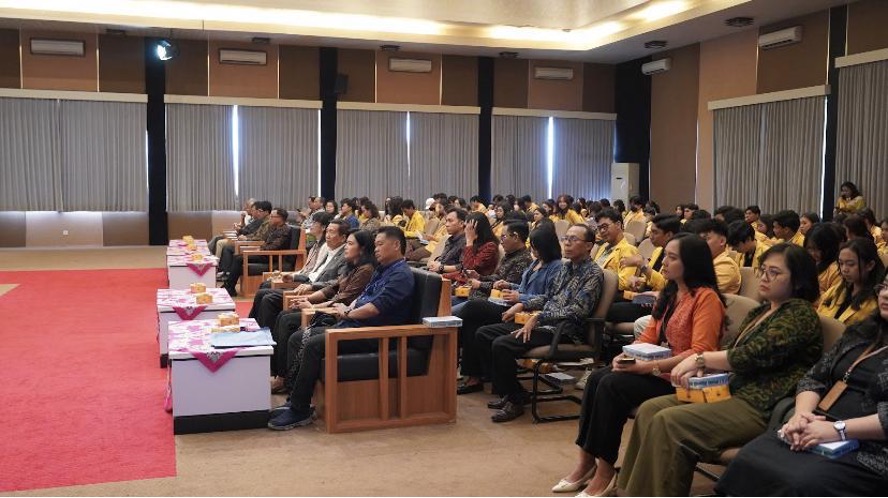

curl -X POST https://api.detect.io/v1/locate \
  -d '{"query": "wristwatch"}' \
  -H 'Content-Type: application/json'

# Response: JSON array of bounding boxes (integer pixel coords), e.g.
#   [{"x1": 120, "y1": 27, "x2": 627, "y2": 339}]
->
[
  {"x1": 834, "y1": 420, "x2": 847, "y2": 441},
  {"x1": 651, "y1": 362, "x2": 661, "y2": 377},
  {"x1": 695, "y1": 353, "x2": 706, "y2": 369}
]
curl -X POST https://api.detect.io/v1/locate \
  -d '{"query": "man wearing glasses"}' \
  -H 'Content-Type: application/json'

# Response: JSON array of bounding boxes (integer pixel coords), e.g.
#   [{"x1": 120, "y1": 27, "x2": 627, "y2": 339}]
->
[
  {"x1": 592, "y1": 209, "x2": 640, "y2": 295},
  {"x1": 475, "y1": 224, "x2": 604, "y2": 422}
]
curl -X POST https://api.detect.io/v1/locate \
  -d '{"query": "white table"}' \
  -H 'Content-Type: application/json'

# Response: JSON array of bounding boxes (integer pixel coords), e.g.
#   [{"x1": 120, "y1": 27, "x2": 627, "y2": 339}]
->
[
  {"x1": 156, "y1": 288, "x2": 235, "y2": 367},
  {"x1": 168, "y1": 318, "x2": 272, "y2": 434},
  {"x1": 166, "y1": 255, "x2": 218, "y2": 290}
]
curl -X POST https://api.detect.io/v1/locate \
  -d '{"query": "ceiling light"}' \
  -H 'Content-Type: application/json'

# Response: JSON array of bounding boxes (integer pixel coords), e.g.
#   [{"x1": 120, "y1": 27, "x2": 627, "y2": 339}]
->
[
  {"x1": 630, "y1": 1, "x2": 687, "y2": 22},
  {"x1": 725, "y1": 17, "x2": 754, "y2": 28},
  {"x1": 644, "y1": 40, "x2": 668, "y2": 49},
  {"x1": 155, "y1": 39, "x2": 178, "y2": 61}
]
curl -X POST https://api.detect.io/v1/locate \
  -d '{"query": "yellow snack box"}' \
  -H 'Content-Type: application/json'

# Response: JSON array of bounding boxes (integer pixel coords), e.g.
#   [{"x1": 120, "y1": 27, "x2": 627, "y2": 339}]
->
[
  {"x1": 194, "y1": 292, "x2": 213, "y2": 305},
  {"x1": 189, "y1": 282, "x2": 207, "y2": 293},
  {"x1": 515, "y1": 311, "x2": 540, "y2": 325}
]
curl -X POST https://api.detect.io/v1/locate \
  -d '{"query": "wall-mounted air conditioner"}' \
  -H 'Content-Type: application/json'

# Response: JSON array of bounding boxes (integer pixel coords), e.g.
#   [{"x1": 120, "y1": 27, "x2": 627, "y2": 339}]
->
[
  {"x1": 219, "y1": 49, "x2": 267, "y2": 65},
  {"x1": 388, "y1": 58, "x2": 433, "y2": 73},
  {"x1": 641, "y1": 58, "x2": 671, "y2": 75},
  {"x1": 534, "y1": 66, "x2": 574, "y2": 80},
  {"x1": 30, "y1": 38, "x2": 85, "y2": 57},
  {"x1": 758, "y1": 26, "x2": 802, "y2": 50}
]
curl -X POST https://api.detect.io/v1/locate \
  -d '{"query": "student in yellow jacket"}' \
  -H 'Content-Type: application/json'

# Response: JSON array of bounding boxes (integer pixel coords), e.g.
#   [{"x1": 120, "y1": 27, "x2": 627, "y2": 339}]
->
[
  {"x1": 835, "y1": 181, "x2": 865, "y2": 215},
  {"x1": 817, "y1": 238, "x2": 884, "y2": 325},
  {"x1": 551, "y1": 195, "x2": 586, "y2": 225},
  {"x1": 695, "y1": 219, "x2": 741, "y2": 295},
  {"x1": 592, "y1": 209, "x2": 640, "y2": 292},
  {"x1": 400, "y1": 199, "x2": 426, "y2": 239},
  {"x1": 772, "y1": 210, "x2": 805, "y2": 247},
  {"x1": 622, "y1": 196, "x2": 646, "y2": 227},
  {"x1": 619, "y1": 214, "x2": 682, "y2": 300},
  {"x1": 859, "y1": 208, "x2": 886, "y2": 251},
  {"x1": 803, "y1": 223, "x2": 844, "y2": 298},
  {"x1": 727, "y1": 220, "x2": 773, "y2": 273}
]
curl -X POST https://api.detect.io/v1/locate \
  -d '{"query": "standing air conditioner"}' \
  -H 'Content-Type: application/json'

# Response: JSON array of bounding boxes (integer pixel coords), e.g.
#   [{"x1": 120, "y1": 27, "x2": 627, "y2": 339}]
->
[{"x1": 611, "y1": 163, "x2": 640, "y2": 206}]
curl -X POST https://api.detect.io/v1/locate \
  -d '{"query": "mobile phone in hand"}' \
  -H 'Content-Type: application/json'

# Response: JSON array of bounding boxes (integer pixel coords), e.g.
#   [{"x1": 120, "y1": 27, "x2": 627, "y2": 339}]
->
[{"x1": 617, "y1": 357, "x2": 637, "y2": 365}]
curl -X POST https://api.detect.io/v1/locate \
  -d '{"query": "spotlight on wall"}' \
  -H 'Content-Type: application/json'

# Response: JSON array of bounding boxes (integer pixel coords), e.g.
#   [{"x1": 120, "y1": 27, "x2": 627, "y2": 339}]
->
[{"x1": 155, "y1": 39, "x2": 179, "y2": 61}]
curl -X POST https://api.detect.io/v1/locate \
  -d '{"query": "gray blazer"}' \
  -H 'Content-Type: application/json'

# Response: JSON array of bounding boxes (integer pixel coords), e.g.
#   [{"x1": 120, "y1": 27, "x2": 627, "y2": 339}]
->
[{"x1": 310, "y1": 246, "x2": 348, "y2": 289}]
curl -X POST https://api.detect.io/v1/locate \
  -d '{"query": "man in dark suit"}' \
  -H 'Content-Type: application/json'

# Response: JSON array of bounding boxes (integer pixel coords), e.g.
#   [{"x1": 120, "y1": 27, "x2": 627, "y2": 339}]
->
[{"x1": 222, "y1": 208, "x2": 293, "y2": 297}]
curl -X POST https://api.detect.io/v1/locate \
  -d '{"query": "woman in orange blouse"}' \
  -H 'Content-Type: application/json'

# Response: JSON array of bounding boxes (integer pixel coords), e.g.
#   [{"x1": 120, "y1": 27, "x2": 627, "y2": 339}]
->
[
  {"x1": 445, "y1": 212, "x2": 500, "y2": 302},
  {"x1": 552, "y1": 233, "x2": 725, "y2": 496}
]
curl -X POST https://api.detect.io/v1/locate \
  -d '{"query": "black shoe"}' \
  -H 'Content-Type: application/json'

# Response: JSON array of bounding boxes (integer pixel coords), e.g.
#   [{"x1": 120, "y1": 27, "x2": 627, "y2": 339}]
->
[
  {"x1": 223, "y1": 285, "x2": 237, "y2": 297},
  {"x1": 457, "y1": 382, "x2": 484, "y2": 395},
  {"x1": 487, "y1": 393, "x2": 530, "y2": 410},
  {"x1": 491, "y1": 401, "x2": 525, "y2": 423},
  {"x1": 267, "y1": 407, "x2": 315, "y2": 431}
]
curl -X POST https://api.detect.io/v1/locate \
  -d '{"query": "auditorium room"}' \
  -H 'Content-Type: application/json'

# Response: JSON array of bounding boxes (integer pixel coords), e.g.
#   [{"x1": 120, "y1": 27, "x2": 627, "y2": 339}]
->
[{"x1": 2, "y1": 0, "x2": 888, "y2": 496}]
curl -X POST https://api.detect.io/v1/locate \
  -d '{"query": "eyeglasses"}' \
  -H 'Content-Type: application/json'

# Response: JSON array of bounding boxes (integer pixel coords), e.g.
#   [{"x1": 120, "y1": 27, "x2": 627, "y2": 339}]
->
[
  {"x1": 597, "y1": 223, "x2": 612, "y2": 232},
  {"x1": 759, "y1": 265, "x2": 785, "y2": 281},
  {"x1": 560, "y1": 235, "x2": 588, "y2": 244}
]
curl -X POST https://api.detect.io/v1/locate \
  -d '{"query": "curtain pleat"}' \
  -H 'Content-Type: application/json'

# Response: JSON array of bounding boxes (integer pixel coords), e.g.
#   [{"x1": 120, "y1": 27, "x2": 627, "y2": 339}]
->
[
  {"x1": 491, "y1": 115, "x2": 548, "y2": 202},
  {"x1": 166, "y1": 104, "x2": 236, "y2": 211},
  {"x1": 407, "y1": 112, "x2": 478, "y2": 202},
  {"x1": 714, "y1": 96, "x2": 825, "y2": 214},
  {"x1": 335, "y1": 110, "x2": 409, "y2": 206},
  {"x1": 552, "y1": 118, "x2": 614, "y2": 201},
  {"x1": 0, "y1": 98, "x2": 62, "y2": 210},
  {"x1": 59, "y1": 101, "x2": 147, "y2": 211},
  {"x1": 238, "y1": 106, "x2": 319, "y2": 209},
  {"x1": 836, "y1": 60, "x2": 888, "y2": 217}
]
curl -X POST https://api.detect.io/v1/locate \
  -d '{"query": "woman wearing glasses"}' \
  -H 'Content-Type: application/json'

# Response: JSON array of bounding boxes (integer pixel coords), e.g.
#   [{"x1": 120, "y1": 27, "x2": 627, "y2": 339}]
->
[
  {"x1": 616, "y1": 244, "x2": 824, "y2": 496},
  {"x1": 818, "y1": 238, "x2": 884, "y2": 326},
  {"x1": 717, "y1": 275, "x2": 888, "y2": 496},
  {"x1": 553, "y1": 233, "x2": 725, "y2": 496}
]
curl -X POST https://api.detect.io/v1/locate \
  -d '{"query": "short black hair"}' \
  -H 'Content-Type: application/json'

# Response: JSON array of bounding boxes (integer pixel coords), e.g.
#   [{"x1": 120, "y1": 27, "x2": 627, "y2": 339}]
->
[
  {"x1": 727, "y1": 220, "x2": 755, "y2": 247},
  {"x1": 445, "y1": 206, "x2": 467, "y2": 222},
  {"x1": 529, "y1": 227, "x2": 561, "y2": 262},
  {"x1": 402, "y1": 199, "x2": 416, "y2": 210},
  {"x1": 844, "y1": 215, "x2": 872, "y2": 240},
  {"x1": 685, "y1": 203, "x2": 700, "y2": 211},
  {"x1": 377, "y1": 225, "x2": 407, "y2": 255},
  {"x1": 339, "y1": 198, "x2": 357, "y2": 211},
  {"x1": 271, "y1": 208, "x2": 288, "y2": 221},
  {"x1": 759, "y1": 243, "x2": 820, "y2": 303},
  {"x1": 470, "y1": 195, "x2": 486, "y2": 204},
  {"x1": 715, "y1": 206, "x2": 745, "y2": 224},
  {"x1": 773, "y1": 210, "x2": 801, "y2": 232},
  {"x1": 629, "y1": 195, "x2": 644, "y2": 207},
  {"x1": 805, "y1": 223, "x2": 842, "y2": 273},
  {"x1": 594, "y1": 208, "x2": 622, "y2": 225},
  {"x1": 801, "y1": 212, "x2": 821, "y2": 225},
  {"x1": 571, "y1": 223, "x2": 597, "y2": 243},
  {"x1": 690, "y1": 209, "x2": 711, "y2": 220},
  {"x1": 652, "y1": 214, "x2": 681, "y2": 235},
  {"x1": 859, "y1": 208, "x2": 878, "y2": 226},
  {"x1": 745, "y1": 205, "x2": 761, "y2": 216},
  {"x1": 253, "y1": 200, "x2": 272, "y2": 213},
  {"x1": 329, "y1": 219, "x2": 351, "y2": 237},
  {"x1": 695, "y1": 219, "x2": 729, "y2": 238},
  {"x1": 505, "y1": 221, "x2": 529, "y2": 242},
  {"x1": 312, "y1": 211, "x2": 334, "y2": 227}
]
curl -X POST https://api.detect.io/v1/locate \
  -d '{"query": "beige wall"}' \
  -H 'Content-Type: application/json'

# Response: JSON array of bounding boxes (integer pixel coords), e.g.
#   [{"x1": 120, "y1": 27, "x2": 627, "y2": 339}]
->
[
  {"x1": 376, "y1": 51, "x2": 442, "y2": 105},
  {"x1": 649, "y1": 44, "x2": 700, "y2": 213},
  {"x1": 208, "y1": 41, "x2": 279, "y2": 98},
  {"x1": 20, "y1": 30, "x2": 98, "y2": 91},
  {"x1": 527, "y1": 60, "x2": 584, "y2": 111},
  {"x1": 695, "y1": 30, "x2": 759, "y2": 210},
  {"x1": 847, "y1": 0, "x2": 888, "y2": 55},
  {"x1": 756, "y1": 11, "x2": 829, "y2": 94}
]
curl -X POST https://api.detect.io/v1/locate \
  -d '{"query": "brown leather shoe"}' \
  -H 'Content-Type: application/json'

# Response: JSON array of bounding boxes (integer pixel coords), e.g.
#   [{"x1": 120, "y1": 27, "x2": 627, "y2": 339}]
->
[{"x1": 491, "y1": 401, "x2": 525, "y2": 423}]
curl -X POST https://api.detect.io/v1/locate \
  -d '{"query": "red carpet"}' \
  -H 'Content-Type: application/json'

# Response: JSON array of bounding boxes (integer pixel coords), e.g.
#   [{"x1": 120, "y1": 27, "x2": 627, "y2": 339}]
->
[{"x1": 0, "y1": 269, "x2": 176, "y2": 492}]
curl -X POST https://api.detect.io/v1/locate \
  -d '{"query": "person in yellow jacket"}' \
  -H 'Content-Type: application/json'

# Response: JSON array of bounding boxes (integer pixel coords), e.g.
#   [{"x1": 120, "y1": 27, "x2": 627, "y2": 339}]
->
[
  {"x1": 859, "y1": 208, "x2": 886, "y2": 251},
  {"x1": 620, "y1": 214, "x2": 682, "y2": 300},
  {"x1": 400, "y1": 199, "x2": 425, "y2": 238},
  {"x1": 880, "y1": 218, "x2": 888, "y2": 258},
  {"x1": 696, "y1": 219, "x2": 741, "y2": 295},
  {"x1": 803, "y1": 223, "x2": 844, "y2": 300},
  {"x1": 772, "y1": 210, "x2": 805, "y2": 247},
  {"x1": 592, "y1": 209, "x2": 639, "y2": 292},
  {"x1": 817, "y1": 238, "x2": 884, "y2": 325},
  {"x1": 551, "y1": 194, "x2": 585, "y2": 225},
  {"x1": 727, "y1": 220, "x2": 773, "y2": 274},
  {"x1": 835, "y1": 181, "x2": 865, "y2": 215},
  {"x1": 623, "y1": 196, "x2": 646, "y2": 226}
]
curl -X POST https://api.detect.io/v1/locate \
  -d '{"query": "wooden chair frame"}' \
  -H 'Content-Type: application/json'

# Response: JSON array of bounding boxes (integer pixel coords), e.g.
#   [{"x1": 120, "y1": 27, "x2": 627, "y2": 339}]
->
[{"x1": 237, "y1": 229, "x2": 307, "y2": 297}]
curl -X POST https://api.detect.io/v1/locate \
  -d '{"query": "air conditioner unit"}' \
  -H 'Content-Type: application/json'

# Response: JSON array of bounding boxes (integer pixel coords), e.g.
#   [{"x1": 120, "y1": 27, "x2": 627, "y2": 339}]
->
[
  {"x1": 534, "y1": 66, "x2": 574, "y2": 80},
  {"x1": 388, "y1": 58, "x2": 433, "y2": 73},
  {"x1": 641, "y1": 58, "x2": 671, "y2": 75},
  {"x1": 611, "y1": 163, "x2": 640, "y2": 206},
  {"x1": 219, "y1": 49, "x2": 267, "y2": 65},
  {"x1": 758, "y1": 26, "x2": 802, "y2": 50},
  {"x1": 30, "y1": 38, "x2": 85, "y2": 57}
]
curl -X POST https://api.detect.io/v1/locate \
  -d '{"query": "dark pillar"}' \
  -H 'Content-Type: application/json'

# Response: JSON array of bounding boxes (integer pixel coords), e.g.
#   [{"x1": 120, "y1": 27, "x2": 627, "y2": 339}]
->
[
  {"x1": 319, "y1": 47, "x2": 338, "y2": 201},
  {"x1": 145, "y1": 37, "x2": 169, "y2": 245},
  {"x1": 822, "y1": 5, "x2": 848, "y2": 220},
  {"x1": 614, "y1": 57, "x2": 653, "y2": 201},
  {"x1": 477, "y1": 57, "x2": 494, "y2": 201}
]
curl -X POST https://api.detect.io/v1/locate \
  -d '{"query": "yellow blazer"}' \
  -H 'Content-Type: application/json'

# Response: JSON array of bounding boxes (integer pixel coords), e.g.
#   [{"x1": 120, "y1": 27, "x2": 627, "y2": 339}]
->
[
  {"x1": 622, "y1": 246, "x2": 667, "y2": 300},
  {"x1": 817, "y1": 283, "x2": 878, "y2": 325},
  {"x1": 594, "y1": 237, "x2": 639, "y2": 291},
  {"x1": 871, "y1": 226, "x2": 885, "y2": 250},
  {"x1": 402, "y1": 211, "x2": 426, "y2": 238},
  {"x1": 551, "y1": 209, "x2": 585, "y2": 225},
  {"x1": 424, "y1": 222, "x2": 449, "y2": 254},
  {"x1": 817, "y1": 262, "x2": 842, "y2": 297},
  {"x1": 623, "y1": 210, "x2": 645, "y2": 227},
  {"x1": 781, "y1": 231, "x2": 805, "y2": 247},
  {"x1": 713, "y1": 250, "x2": 741, "y2": 295},
  {"x1": 836, "y1": 195, "x2": 865, "y2": 214}
]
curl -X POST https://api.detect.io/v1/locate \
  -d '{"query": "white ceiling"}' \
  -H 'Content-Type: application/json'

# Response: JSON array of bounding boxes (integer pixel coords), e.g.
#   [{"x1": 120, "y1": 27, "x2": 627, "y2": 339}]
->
[{"x1": 0, "y1": 0, "x2": 855, "y2": 64}]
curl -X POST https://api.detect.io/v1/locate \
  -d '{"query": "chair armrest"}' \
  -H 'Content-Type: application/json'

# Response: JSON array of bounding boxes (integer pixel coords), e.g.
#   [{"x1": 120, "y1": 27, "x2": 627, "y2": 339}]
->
[
  {"x1": 242, "y1": 249, "x2": 304, "y2": 257},
  {"x1": 234, "y1": 240, "x2": 262, "y2": 254},
  {"x1": 326, "y1": 324, "x2": 456, "y2": 342}
]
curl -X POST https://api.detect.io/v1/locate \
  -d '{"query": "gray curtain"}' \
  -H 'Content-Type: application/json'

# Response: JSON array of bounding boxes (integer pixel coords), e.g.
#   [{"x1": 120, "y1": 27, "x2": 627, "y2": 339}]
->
[
  {"x1": 166, "y1": 103, "x2": 236, "y2": 211},
  {"x1": 491, "y1": 115, "x2": 548, "y2": 202},
  {"x1": 238, "y1": 106, "x2": 319, "y2": 209},
  {"x1": 714, "y1": 96, "x2": 825, "y2": 214},
  {"x1": 836, "y1": 60, "x2": 888, "y2": 217},
  {"x1": 0, "y1": 98, "x2": 62, "y2": 210},
  {"x1": 552, "y1": 118, "x2": 614, "y2": 202},
  {"x1": 60, "y1": 100, "x2": 147, "y2": 211},
  {"x1": 335, "y1": 109, "x2": 409, "y2": 206},
  {"x1": 407, "y1": 112, "x2": 478, "y2": 202}
]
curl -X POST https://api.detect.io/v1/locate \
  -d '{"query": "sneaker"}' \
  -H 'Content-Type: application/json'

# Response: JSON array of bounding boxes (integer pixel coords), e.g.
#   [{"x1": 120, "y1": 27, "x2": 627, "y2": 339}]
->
[
  {"x1": 491, "y1": 401, "x2": 525, "y2": 423},
  {"x1": 575, "y1": 369, "x2": 593, "y2": 391},
  {"x1": 267, "y1": 407, "x2": 315, "y2": 431},
  {"x1": 487, "y1": 392, "x2": 530, "y2": 410},
  {"x1": 269, "y1": 402, "x2": 291, "y2": 417}
]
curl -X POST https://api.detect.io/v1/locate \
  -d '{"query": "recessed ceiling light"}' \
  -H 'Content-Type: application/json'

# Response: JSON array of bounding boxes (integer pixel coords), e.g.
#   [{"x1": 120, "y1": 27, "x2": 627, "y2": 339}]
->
[
  {"x1": 725, "y1": 16, "x2": 755, "y2": 28},
  {"x1": 498, "y1": 51, "x2": 519, "y2": 59},
  {"x1": 644, "y1": 40, "x2": 668, "y2": 49},
  {"x1": 380, "y1": 44, "x2": 401, "y2": 52}
]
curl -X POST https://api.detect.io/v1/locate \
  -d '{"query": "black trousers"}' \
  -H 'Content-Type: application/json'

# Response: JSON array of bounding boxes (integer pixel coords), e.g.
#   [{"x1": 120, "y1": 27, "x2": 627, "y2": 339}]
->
[
  {"x1": 271, "y1": 309, "x2": 304, "y2": 378},
  {"x1": 289, "y1": 329, "x2": 378, "y2": 410},
  {"x1": 454, "y1": 299, "x2": 507, "y2": 378},
  {"x1": 605, "y1": 301, "x2": 652, "y2": 324},
  {"x1": 575, "y1": 366, "x2": 673, "y2": 465},
  {"x1": 476, "y1": 322, "x2": 568, "y2": 397},
  {"x1": 283, "y1": 324, "x2": 324, "y2": 392},
  {"x1": 249, "y1": 287, "x2": 284, "y2": 329},
  {"x1": 223, "y1": 254, "x2": 267, "y2": 290},
  {"x1": 219, "y1": 244, "x2": 236, "y2": 271}
]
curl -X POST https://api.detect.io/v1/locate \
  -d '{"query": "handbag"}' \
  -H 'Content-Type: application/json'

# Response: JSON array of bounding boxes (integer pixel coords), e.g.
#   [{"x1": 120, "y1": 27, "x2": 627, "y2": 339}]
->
[{"x1": 309, "y1": 310, "x2": 340, "y2": 328}]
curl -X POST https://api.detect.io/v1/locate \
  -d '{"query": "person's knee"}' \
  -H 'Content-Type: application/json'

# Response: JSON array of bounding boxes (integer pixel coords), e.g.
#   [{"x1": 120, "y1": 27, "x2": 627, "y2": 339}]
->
[{"x1": 491, "y1": 335, "x2": 517, "y2": 356}]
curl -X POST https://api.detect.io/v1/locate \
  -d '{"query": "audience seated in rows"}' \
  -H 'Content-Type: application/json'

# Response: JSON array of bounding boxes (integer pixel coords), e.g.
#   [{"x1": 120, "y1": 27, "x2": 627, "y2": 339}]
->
[
  {"x1": 217, "y1": 200, "x2": 273, "y2": 275},
  {"x1": 209, "y1": 197, "x2": 257, "y2": 258},
  {"x1": 221, "y1": 207, "x2": 293, "y2": 297},
  {"x1": 425, "y1": 207, "x2": 467, "y2": 273},
  {"x1": 446, "y1": 212, "x2": 500, "y2": 307},
  {"x1": 592, "y1": 209, "x2": 640, "y2": 294},
  {"x1": 695, "y1": 219, "x2": 742, "y2": 295},
  {"x1": 727, "y1": 219, "x2": 773, "y2": 271},
  {"x1": 817, "y1": 238, "x2": 884, "y2": 326},
  {"x1": 773, "y1": 210, "x2": 805, "y2": 247},
  {"x1": 803, "y1": 223, "x2": 844, "y2": 298}
]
